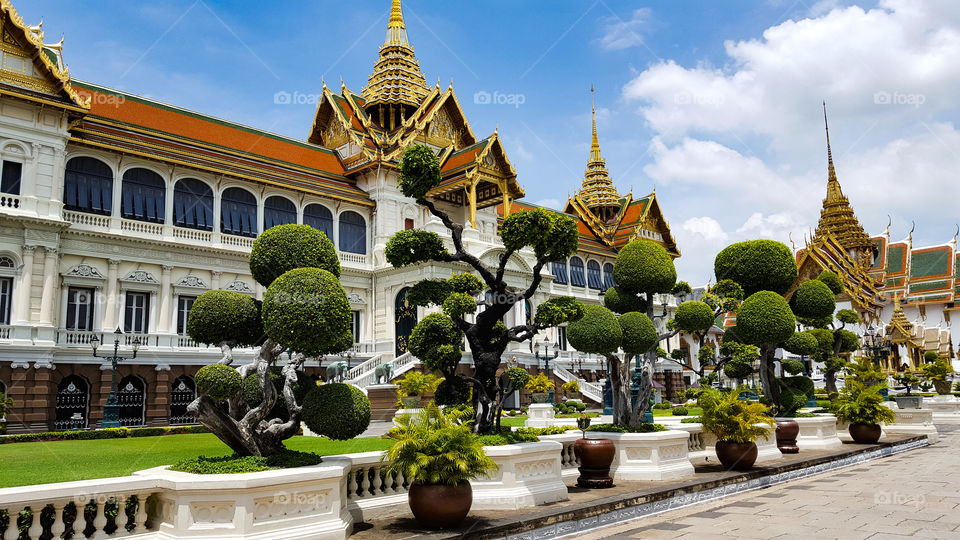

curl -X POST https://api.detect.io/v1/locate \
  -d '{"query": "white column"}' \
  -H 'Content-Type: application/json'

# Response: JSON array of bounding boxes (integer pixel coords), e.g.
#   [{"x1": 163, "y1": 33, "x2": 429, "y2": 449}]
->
[
  {"x1": 211, "y1": 270, "x2": 222, "y2": 290},
  {"x1": 158, "y1": 265, "x2": 172, "y2": 333},
  {"x1": 103, "y1": 259, "x2": 120, "y2": 330},
  {"x1": 14, "y1": 245, "x2": 35, "y2": 323},
  {"x1": 37, "y1": 247, "x2": 59, "y2": 325},
  {"x1": 163, "y1": 173, "x2": 175, "y2": 236}
]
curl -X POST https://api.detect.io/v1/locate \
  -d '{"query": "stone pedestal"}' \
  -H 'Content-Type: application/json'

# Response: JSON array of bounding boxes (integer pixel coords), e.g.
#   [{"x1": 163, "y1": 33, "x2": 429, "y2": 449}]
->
[
  {"x1": 794, "y1": 415, "x2": 843, "y2": 451},
  {"x1": 472, "y1": 441, "x2": 568, "y2": 509},
  {"x1": 882, "y1": 406, "x2": 939, "y2": 444},
  {"x1": 605, "y1": 430, "x2": 695, "y2": 481},
  {"x1": 524, "y1": 403, "x2": 556, "y2": 428},
  {"x1": 924, "y1": 394, "x2": 960, "y2": 423}
]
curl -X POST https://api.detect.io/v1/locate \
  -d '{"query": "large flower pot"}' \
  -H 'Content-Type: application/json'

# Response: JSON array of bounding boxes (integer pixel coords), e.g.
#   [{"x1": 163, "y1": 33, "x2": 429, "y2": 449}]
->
[
  {"x1": 573, "y1": 437, "x2": 615, "y2": 488},
  {"x1": 400, "y1": 396, "x2": 421, "y2": 408},
  {"x1": 408, "y1": 482, "x2": 473, "y2": 529},
  {"x1": 848, "y1": 423, "x2": 882, "y2": 444},
  {"x1": 893, "y1": 396, "x2": 923, "y2": 409},
  {"x1": 775, "y1": 419, "x2": 800, "y2": 454},
  {"x1": 531, "y1": 392, "x2": 551, "y2": 404},
  {"x1": 934, "y1": 381, "x2": 952, "y2": 395},
  {"x1": 714, "y1": 441, "x2": 758, "y2": 471}
]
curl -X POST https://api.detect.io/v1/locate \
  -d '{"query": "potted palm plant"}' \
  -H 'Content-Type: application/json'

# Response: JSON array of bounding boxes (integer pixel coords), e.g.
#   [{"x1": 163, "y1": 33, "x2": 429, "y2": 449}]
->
[
  {"x1": 698, "y1": 386, "x2": 775, "y2": 471},
  {"x1": 525, "y1": 373, "x2": 554, "y2": 403},
  {"x1": 395, "y1": 371, "x2": 438, "y2": 409},
  {"x1": 384, "y1": 403, "x2": 496, "y2": 529},
  {"x1": 892, "y1": 371, "x2": 923, "y2": 409},
  {"x1": 562, "y1": 380, "x2": 582, "y2": 401},
  {"x1": 832, "y1": 381, "x2": 896, "y2": 443},
  {"x1": 921, "y1": 355, "x2": 954, "y2": 396}
]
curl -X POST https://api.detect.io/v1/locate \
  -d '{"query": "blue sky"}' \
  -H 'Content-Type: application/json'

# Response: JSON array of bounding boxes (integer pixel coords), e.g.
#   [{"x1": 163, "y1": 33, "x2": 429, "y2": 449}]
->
[{"x1": 24, "y1": 1, "x2": 960, "y2": 283}]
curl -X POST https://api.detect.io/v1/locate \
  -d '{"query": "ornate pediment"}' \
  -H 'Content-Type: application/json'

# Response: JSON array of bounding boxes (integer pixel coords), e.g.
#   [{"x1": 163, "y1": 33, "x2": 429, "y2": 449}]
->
[
  {"x1": 347, "y1": 292, "x2": 366, "y2": 304},
  {"x1": 63, "y1": 263, "x2": 105, "y2": 279},
  {"x1": 175, "y1": 274, "x2": 207, "y2": 289},
  {"x1": 225, "y1": 279, "x2": 254, "y2": 294},
  {"x1": 122, "y1": 269, "x2": 159, "y2": 284}
]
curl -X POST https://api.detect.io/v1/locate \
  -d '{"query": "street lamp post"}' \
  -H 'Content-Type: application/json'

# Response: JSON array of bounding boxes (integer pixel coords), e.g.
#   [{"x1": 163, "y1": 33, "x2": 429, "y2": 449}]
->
[
  {"x1": 533, "y1": 337, "x2": 559, "y2": 403},
  {"x1": 90, "y1": 328, "x2": 140, "y2": 428}
]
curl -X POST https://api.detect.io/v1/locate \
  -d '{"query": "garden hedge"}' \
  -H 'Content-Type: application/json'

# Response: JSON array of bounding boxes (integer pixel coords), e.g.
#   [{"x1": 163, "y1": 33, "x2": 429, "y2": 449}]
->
[
  {"x1": 0, "y1": 425, "x2": 209, "y2": 444},
  {"x1": 301, "y1": 382, "x2": 371, "y2": 440}
]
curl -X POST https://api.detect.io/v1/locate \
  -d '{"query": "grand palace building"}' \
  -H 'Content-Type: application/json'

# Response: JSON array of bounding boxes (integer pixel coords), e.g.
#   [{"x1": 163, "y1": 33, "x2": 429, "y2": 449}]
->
[{"x1": 0, "y1": 0, "x2": 688, "y2": 433}]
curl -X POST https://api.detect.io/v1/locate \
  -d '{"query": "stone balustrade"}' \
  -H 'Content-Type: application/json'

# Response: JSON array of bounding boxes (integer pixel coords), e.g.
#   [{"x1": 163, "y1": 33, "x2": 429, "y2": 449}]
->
[{"x1": 795, "y1": 415, "x2": 843, "y2": 451}]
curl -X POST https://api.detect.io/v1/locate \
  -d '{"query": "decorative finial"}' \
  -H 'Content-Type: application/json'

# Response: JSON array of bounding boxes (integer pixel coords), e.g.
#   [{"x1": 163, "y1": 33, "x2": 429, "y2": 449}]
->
[
  {"x1": 908, "y1": 220, "x2": 915, "y2": 243},
  {"x1": 789, "y1": 232, "x2": 797, "y2": 252},
  {"x1": 823, "y1": 101, "x2": 837, "y2": 182},
  {"x1": 952, "y1": 224, "x2": 959, "y2": 247},
  {"x1": 449, "y1": 77, "x2": 453, "y2": 89},
  {"x1": 884, "y1": 214, "x2": 892, "y2": 238}
]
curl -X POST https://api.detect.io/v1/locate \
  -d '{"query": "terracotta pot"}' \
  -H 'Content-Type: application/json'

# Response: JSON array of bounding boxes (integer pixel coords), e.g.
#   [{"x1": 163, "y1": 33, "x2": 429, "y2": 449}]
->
[
  {"x1": 408, "y1": 482, "x2": 472, "y2": 529},
  {"x1": 531, "y1": 392, "x2": 551, "y2": 404},
  {"x1": 848, "y1": 423, "x2": 882, "y2": 444},
  {"x1": 775, "y1": 419, "x2": 800, "y2": 454},
  {"x1": 714, "y1": 440, "x2": 758, "y2": 471},
  {"x1": 934, "y1": 381, "x2": 952, "y2": 395},
  {"x1": 573, "y1": 437, "x2": 615, "y2": 488}
]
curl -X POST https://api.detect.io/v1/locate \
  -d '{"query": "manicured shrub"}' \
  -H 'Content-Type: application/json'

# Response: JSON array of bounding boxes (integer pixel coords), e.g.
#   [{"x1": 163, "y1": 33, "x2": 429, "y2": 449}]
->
[
  {"x1": 574, "y1": 401, "x2": 587, "y2": 412},
  {"x1": 714, "y1": 240, "x2": 797, "y2": 297},
  {"x1": 734, "y1": 291, "x2": 795, "y2": 346},
  {"x1": 603, "y1": 286, "x2": 646, "y2": 314},
  {"x1": 500, "y1": 208, "x2": 579, "y2": 261},
  {"x1": 778, "y1": 376, "x2": 815, "y2": 415},
  {"x1": 301, "y1": 383, "x2": 371, "y2": 440},
  {"x1": 505, "y1": 367, "x2": 531, "y2": 391},
  {"x1": 434, "y1": 375, "x2": 471, "y2": 406},
  {"x1": 442, "y1": 292, "x2": 477, "y2": 319},
  {"x1": 407, "y1": 313, "x2": 463, "y2": 374},
  {"x1": 249, "y1": 224, "x2": 340, "y2": 287},
  {"x1": 262, "y1": 268, "x2": 352, "y2": 356},
  {"x1": 790, "y1": 279, "x2": 836, "y2": 320},
  {"x1": 674, "y1": 300, "x2": 716, "y2": 334},
  {"x1": 385, "y1": 229, "x2": 450, "y2": 267},
  {"x1": 534, "y1": 296, "x2": 585, "y2": 327},
  {"x1": 783, "y1": 331, "x2": 819, "y2": 357},
  {"x1": 447, "y1": 273, "x2": 484, "y2": 295},
  {"x1": 781, "y1": 358, "x2": 806, "y2": 376},
  {"x1": 169, "y1": 449, "x2": 322, "y2": 474},
  {"x1": 405, "y1": 279, "x2": 453, "y2": 307},
  {"x1": 196, "y1": 364, "x2": 242, "y2": 401},
  {"x1": 567, "y1": 304, "x2": 623, "y2": 354},
  {"x1": 672, "y1": 406, "x2": 689, "y2": 416},
  {"x1": 724, "y1": 360, "x2": 754, "y2": 380},
  {"x1": 586, "y1": 423, "x2": 667, "y2": 433},
  {"x1": 817, "y1": 271, "x2": 844, "y2": 295},
  {"x1": 187, "y1": 290, "x2": 263, "y2": 347},
  {"x1": 618, "y1": 311, "x2": 658, "y2": 355},
  {"x1": 612, "y1": 240, "x2": 677, "y2": 295}
]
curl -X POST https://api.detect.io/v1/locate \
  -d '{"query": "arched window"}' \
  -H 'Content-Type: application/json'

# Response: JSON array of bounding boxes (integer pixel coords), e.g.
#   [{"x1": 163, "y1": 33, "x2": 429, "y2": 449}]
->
[
  {"x1": 55, "y1": 375, "x2": 89, "y2": 430},
  {"x1": 552, "y1": 261, "x2": 568, "y2": 285},
  {"x1": 263, "y1": 196, "x2": 296, "y2": 230},
  {"x1": 339, "y1": 211, "x2": 367, "y2": 254},
  {"x1": 64, "y1": 157, "x2": 112, "y2": 215},
  {"x1": 303, "y1": 204, "x2": 333, "y2": 241},
  {"x1": 587, "y1": 260, "x2": 603, "y2": 290},
  {"x1": 173, "y1": 178, "x2": 213, "y2": 231},
  {"x1": 220, "y1": 187, "x2": 257, "y2": 237},
  {"x1": 569, "y1": 257, "x2": 585, "y2": 287},
  {"x1": 121, "y1": 168, "x2": 165, "y2": 223},
  {"x1": 603, "y1": 262, "x2": 616, "y2": 290}
]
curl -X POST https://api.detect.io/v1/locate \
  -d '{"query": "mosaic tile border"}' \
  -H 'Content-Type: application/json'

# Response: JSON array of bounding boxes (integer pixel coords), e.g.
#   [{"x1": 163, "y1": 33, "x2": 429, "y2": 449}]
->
[{"x1": 498, "y1": 438, "x2": 929, "y2": 540}]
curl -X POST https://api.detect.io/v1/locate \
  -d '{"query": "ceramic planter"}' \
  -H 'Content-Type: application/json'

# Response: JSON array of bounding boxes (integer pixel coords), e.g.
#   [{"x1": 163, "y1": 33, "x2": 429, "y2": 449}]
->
[
  {"x1": 400, "y1": 396, "x2": 421, "y2": 408},
  {"x1": 847, "y1": 423, "x2": 882, "y2": 444},
  {"x1": 893, "y1": 395, "x2": 923, "y2": 409},
  {"x1": 934, "y1": 381, "x2": 952, "y2": 395},
  {"x1": 408, "y1": 482, "x2": 472, "y2": 529},
  {"x1": 530, "y1": 392, "x2": 551, "y2": 404},
  {"x1": 573, "y1": 437, "x2": 615, "y2": 488},
  {"x1": 714, "y1": 441, "x2": 758, "y2": 471},
  {"x1": 775, "y1": 419, "x2": 800, "y2": 454}
]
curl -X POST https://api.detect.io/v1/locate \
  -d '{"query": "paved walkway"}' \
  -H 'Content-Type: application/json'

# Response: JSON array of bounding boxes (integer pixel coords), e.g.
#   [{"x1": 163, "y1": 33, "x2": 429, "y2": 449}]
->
[{"x1": 581, "y1": 427, "x2": 960, "y2": 539}]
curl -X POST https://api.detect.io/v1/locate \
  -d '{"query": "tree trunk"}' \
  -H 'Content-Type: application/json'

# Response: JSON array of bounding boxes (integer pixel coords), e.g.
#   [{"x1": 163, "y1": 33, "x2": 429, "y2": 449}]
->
[
  {"x1": 608, "y1": 354, "x2": 632, "y2": 426},
  {"x1": 758, "y1": 346, "x2": 779, "y2": 404},
  {"x1": 824, "y1": 371, "x2": 838, "y2": 395}
]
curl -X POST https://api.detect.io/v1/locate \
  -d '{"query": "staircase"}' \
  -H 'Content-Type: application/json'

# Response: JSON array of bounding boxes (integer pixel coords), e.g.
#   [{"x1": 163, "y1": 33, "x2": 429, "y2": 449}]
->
[
  {"x1": 346, "y1": 352, "x2": 418, "y2": 392},
  {"x1": 553, "y1": 364, "x2": 603, "y2": 404}
]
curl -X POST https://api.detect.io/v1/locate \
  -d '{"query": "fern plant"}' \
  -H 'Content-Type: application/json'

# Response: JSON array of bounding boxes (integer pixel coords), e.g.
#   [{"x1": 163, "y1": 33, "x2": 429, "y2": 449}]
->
[
  {"x1": 384, "y1": 403, "x2": 497, "y2": 486},
  {"x1": 832, "y1": 382, "x2": 896, "y2": 427},
  {"x1": 395, "y1": 371, "x2": 438, "y2": 397},
  {"x1": 525, "y1": 373, "x2": 554, "y2": 393},
  {"x1": 845, "y1": 357, "x2": 886, "y2": 387},
  {"x1": 698, "y1": 386, "x2": 774, "y2": 443}
]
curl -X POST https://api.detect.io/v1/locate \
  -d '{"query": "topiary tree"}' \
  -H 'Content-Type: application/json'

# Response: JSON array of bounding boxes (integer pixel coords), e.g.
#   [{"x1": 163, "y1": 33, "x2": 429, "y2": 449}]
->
[
  {"x1": 567, "y1": 305, "x2": 657, "y2": 426},
  {"x1": 186, "y1": 224, "x2": 364, "y2": 456},
  {"x1": 661, "y1": 279, "x2": 743, "y2": 379},
  {"x1": 385, "y1": 145, "x2": 584, "y2": 434}
]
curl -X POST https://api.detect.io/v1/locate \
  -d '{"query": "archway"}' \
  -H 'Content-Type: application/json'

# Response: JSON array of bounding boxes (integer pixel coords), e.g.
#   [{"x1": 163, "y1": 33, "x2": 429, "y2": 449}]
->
[
  {"x1": 170, "y1": 375, "x2": 197, "y2": 425},
  {"x1": 117, "y1": 375, "x2": 146, "y2": 427},
  {"x1": 55, "y1": 375, "x2": 89, "y2": 430},
  {"x1": 395, "y1": 287, "x2": 417, "y2": 357}
]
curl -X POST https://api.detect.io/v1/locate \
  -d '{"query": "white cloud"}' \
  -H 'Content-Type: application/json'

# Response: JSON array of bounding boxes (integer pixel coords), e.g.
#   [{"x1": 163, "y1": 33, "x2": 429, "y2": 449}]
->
[
  {"x1": 599, "y1": 8, "x2": 651, "y2": 51},
  {"x1": 620, "y1": 0, "x2": 960, "y2": 284}
]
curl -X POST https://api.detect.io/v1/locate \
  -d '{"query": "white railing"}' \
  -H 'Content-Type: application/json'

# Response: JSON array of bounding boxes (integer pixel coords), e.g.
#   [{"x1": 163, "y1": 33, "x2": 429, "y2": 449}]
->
[
  {"x1": 120, "y1": 219, "x2": 162, "y2": 236},
  {"x1": 0, "y1": 478, "x2": 157, "y2": 539},
  {"x1": 350, "y1": 341, "x2": 375, "y2": 354},
  {"x1": 0, "y1": 325, "x2": 11, "y2": 339},
  {"x1": 0, "y1": 194, "x2": 21, "y2": 210},
  {"x1": 346, "y1": 353, "x2": 387, "y2": 381},
  {"x1": 337, "y1": 252, "x2": 369, "y2": 265},
  {"x1": 221, "y1": 234, "x2": 255, "y2": 249},
  {"x1": 172, "y1": 227, "x2": 213, "y2": 243},
  {"x1": 57, "y1": 330, "x2": 103, "y2": 346},
  {"x1": 64, "y1": 210, "x2": 110, "y2": 228},
  {"x1": 348, "y1": 352, "x2": 418, "y2": 389},
  {"x1": 335, "y1": 451, "x2": 409, "y2": 507},
  {"x1": 552, "y1": 364, "x2": 603, "y2": 404}
]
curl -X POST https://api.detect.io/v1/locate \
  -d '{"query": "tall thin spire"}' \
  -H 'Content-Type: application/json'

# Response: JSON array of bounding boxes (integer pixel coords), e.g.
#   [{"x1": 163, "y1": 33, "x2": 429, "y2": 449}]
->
[
  {"x1": 576, "y1": 86, "x2": 620, "y2": 220},
  {"x1": 361, "y1": 0, "x2": 430, "y2": 121},
  {"x1": 384, "y1": 0, "x2": 409, "y2": 46},
  {"x1": 590, "y1": 85, "x2": 601, "y2": 162}
]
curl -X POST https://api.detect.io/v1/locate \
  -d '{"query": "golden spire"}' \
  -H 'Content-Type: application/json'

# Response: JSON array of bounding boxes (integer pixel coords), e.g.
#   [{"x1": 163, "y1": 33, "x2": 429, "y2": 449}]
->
[
  {"x1": 361, "y1": 0, "x2": 430, "y2": 123},
  {"x1": 813, "y1": 102, "x2": 874, "y2": 255},
  {"x1": 576, "y1": 86, "x2": 620, "y2": 221}
]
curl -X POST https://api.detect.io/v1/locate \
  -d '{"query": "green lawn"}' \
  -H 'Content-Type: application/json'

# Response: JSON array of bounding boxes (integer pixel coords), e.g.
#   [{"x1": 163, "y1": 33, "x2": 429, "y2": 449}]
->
[
  {"x1": 652, "y1": 407, "x2": 702, "y2": 417},
  {"x1": 0, "y1": 434, "x2": 392, "y2": 488}
]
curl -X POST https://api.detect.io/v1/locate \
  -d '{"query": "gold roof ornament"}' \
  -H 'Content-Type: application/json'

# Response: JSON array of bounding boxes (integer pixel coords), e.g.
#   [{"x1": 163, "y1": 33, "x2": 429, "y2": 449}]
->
[
  {"x1": 360, "y1": 0, "x2": 430, "y2": 115},
  {"x1": 813, "y1": 102, "x2": 874, "y2": 255},
  {"x1": 576, "y1": 86, "x2": 621, "y2": 221}
]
